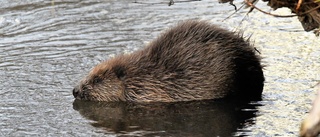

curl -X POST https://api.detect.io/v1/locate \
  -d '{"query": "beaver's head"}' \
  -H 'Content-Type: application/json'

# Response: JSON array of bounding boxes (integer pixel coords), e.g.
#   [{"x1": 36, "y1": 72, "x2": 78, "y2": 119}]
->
[{"x1": 73, "y1": 59, "x2": 127, "y2": 102}]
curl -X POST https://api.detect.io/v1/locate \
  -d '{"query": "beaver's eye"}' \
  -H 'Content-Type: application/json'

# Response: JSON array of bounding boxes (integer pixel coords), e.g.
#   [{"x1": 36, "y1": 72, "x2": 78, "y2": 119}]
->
[{"x1": 93, "y1": 76, "x2": 102, "y2": 84}]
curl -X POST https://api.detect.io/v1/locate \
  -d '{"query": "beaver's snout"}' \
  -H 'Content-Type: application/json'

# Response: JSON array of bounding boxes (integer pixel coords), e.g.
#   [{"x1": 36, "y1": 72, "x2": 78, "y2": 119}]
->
[
  {"x1": 73, "y1": 86, "x2": 89, "y2": 100},
  {"x1": 73, "y1": 87, "x2": 80, "y2": 99}
]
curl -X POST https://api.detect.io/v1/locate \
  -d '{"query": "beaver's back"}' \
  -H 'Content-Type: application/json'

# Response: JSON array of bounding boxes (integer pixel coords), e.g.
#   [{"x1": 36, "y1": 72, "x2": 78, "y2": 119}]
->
[{"x1": 119, "y1": 20, "x2": 264, "y2": 102}]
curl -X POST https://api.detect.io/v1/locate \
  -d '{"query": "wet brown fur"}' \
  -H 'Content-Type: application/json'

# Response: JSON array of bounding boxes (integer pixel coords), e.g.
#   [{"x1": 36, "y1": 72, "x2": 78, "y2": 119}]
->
[{"x1": 73, "y1": 20, "x2": 265, "y2": 102}]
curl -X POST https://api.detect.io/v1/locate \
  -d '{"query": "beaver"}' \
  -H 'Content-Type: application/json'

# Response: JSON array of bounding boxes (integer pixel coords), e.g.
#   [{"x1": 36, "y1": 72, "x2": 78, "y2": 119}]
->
[{"x1": 72, "y1": 20, "x2": 264, "y2": 102}]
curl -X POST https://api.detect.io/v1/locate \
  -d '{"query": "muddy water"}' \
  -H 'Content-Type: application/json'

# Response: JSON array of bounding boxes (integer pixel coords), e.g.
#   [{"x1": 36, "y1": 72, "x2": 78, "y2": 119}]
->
[{"x1": 0, "y1": 0, "x2": 319, "y2": 136}]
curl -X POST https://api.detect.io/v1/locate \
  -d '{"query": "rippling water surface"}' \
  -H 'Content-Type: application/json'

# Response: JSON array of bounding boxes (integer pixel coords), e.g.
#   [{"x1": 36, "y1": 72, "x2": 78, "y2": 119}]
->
[{"x1": 0, "y1": 0, "x2": 319, "y2": 136}]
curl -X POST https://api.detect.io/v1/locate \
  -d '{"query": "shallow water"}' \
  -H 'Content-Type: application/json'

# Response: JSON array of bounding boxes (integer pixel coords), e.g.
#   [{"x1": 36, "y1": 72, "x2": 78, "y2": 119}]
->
[{"x1": 0, "y1": 0, "x2": 319, "y2": 136}]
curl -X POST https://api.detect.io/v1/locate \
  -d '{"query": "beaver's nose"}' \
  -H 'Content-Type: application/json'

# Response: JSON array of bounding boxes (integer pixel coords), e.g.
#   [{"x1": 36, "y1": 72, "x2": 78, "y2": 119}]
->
[{"x1": 73, "y1": 87, "x2": 79, "y2": 98}]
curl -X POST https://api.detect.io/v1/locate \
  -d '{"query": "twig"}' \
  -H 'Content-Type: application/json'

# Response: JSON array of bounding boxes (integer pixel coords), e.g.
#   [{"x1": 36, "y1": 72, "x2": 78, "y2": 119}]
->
[
  {"x1": 244, "y1": 0, "x2": 320, "y2": 18},
  {"x1": 133, "y1": 0, "x2": 201, "y2": 6},
  {"x1": 223, "y1": 3, "x2": 246, "y2": 21},
  {"x1": 296, "y1": 0, "x2": 303, "y2": 11}
]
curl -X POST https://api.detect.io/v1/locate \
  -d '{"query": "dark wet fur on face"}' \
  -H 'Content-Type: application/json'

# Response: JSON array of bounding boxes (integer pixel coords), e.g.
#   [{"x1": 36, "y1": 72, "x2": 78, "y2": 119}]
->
[{"x1": 73, "y1": 20, "x2": 265, "y2": 102}]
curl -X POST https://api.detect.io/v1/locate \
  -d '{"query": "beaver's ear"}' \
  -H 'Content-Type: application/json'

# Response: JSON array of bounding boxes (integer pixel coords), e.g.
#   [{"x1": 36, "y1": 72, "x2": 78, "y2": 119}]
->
[{"x1": 112, "y1": 65, "x2": 126, "y2": 80}]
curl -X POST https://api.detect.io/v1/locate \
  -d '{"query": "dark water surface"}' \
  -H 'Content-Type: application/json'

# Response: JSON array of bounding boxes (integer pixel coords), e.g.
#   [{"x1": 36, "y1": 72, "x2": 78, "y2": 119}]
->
[
  {"x1": 72, "y1": 100, "x2": 259, "y2": 136},
  {"x1": 0, "y1": 0, "x2": 319, "y2": 136}
]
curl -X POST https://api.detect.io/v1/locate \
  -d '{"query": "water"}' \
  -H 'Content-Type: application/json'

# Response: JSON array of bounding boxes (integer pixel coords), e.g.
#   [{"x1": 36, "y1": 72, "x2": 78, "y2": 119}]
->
[
  {"x1": 72, "y1": 100, "x2": 260, "y2": 136},
  {"x1": 0, "y1": 0, "x2": 319, "y2": 136}
]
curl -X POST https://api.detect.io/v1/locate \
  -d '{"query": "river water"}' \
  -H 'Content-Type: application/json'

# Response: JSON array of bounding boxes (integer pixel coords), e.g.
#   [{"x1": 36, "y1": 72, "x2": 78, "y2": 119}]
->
[{"x1": 0, "y1": 0, "x2": 319, "y2": 136}]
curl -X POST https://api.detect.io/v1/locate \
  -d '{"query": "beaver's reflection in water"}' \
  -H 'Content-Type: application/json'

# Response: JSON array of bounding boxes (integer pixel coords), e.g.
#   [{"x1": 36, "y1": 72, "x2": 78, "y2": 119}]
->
[{"x1": 73, "y1": 99, "x2": 261, "y2": 136}]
